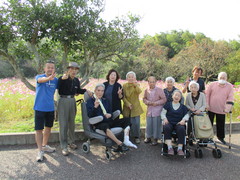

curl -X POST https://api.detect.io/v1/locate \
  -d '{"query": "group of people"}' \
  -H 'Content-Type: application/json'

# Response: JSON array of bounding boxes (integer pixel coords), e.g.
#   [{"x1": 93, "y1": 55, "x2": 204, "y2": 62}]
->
[{"x1": 33, "y1": 62, "x2": 234, "y2": 161}]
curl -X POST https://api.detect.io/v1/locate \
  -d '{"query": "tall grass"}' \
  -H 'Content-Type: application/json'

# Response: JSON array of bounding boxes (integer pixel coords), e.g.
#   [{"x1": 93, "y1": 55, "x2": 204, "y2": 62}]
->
[{"x1": 0, "y1": 78, "x2": 239, "y2": 133}]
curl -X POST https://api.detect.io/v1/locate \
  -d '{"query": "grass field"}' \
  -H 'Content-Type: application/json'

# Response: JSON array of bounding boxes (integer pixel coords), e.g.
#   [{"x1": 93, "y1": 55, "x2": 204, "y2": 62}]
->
[{"x1": 0, "y1": 78, "x2": 239, "y2": 133}]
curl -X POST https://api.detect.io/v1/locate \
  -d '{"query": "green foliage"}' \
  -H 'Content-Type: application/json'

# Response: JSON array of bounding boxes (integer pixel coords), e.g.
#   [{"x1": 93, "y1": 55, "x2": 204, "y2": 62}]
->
[{"x1": 221, "y1": 50, "x2": 240, "y2": 83}]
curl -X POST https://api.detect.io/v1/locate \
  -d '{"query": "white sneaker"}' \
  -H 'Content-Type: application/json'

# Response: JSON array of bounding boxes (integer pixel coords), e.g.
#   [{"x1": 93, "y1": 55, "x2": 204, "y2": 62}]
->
[
  {"x1": 42, "y1": 145, "x2": 56, "y2": 153},
  {"x1": 36, "y1": 150, "x2": 44, "y2": 162},
  {"x1": 124, "y1": 136, "x2": 137, "y2": 149}
]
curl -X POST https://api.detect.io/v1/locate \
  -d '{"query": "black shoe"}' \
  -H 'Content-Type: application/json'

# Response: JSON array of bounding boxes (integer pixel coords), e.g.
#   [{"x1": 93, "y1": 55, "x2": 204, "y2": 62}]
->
[
  {"x1": 114, "y1": 143, "x2": 129, "y2": 152},
  {"x1": 144, "y1": 138, "x2": 151, "y2": 144},
  {"x1": 218, "y1": 138, "x2": 226, "y2": 145}
]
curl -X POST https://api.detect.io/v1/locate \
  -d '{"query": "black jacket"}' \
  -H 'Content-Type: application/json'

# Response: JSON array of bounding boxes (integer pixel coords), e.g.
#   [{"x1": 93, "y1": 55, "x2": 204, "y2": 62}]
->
[{"x1": 103, "y1": 81, "x2": 123, "y2": 113}]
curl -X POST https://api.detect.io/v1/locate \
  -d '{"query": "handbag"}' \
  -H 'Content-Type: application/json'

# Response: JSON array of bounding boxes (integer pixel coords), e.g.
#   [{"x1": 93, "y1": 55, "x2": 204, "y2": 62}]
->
[{"x1": 193, "y1": 113, "x2": 214, "y2": 139}]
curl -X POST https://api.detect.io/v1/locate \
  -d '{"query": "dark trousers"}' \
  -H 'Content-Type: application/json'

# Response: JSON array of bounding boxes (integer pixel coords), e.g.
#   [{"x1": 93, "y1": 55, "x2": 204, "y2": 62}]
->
[
  {"x1": 163, "y1": 123, "x2": 185, "y2": 144},
  {"x1": 208, "y1": 111, "x2": 225, "y2": 139},
  {"x1": 95, "y1": 117, "x2": 131, "y2": 133}
]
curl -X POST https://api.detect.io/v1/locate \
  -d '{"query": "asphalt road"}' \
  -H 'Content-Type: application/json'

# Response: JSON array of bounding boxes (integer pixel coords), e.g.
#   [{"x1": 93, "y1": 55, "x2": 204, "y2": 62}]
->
[{"x1": 0, "y1": 134, "x2": 240, "y2": 180}]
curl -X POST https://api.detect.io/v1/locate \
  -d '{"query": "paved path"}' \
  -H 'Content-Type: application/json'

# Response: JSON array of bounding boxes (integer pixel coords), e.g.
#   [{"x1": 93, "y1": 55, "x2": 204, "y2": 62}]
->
[{"x1": 0, "y1": 134, "x2": 240, "y2": 180}]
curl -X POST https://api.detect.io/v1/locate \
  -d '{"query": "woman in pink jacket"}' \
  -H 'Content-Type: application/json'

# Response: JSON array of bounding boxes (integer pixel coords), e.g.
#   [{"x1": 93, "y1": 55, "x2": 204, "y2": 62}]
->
[
  {"x1": 206, "y1": 72, "x2": 234, "y2": 144},
  {"x1": 143, "y1": 76, "x2": 167, "y2": 145}
]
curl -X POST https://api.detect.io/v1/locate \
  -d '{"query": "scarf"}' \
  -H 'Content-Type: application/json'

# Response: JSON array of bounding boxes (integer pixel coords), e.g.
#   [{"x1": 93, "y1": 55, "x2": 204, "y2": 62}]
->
[{"x1": 93, "y1": 94, "x2": 107, "y2": 115}]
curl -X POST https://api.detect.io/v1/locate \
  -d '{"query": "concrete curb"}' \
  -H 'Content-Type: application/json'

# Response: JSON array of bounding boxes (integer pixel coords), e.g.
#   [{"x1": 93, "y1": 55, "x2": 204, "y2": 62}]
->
[{"x1": 0, "y1": 123, "x2": 239, "y2": 146}]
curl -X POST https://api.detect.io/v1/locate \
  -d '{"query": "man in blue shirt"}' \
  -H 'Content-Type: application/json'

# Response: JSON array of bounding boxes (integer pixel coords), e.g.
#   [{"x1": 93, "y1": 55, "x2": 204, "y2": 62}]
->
[{"x1": 33, "y1": 61, "x2": 58, "y2": 162}]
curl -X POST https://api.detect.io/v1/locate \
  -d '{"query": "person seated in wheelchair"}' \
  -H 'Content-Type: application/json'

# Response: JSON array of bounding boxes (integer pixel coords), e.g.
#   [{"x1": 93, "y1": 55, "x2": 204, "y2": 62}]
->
[
  {"x1": 161, "y1": 90, "x2": 189, "y2": 156},
  {"x1": 86, "y1": 83, "x2": 137, "y2": 153}
]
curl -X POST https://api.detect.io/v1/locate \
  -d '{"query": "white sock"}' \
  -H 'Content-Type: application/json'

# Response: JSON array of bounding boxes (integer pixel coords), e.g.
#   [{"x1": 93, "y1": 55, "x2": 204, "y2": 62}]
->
[
  {"x1": 168, "y1": 145, "x2": 173, "y2": 150},
  {"x1": 177, "y1": 146, "x2": 182, "y2": 151},
  {"x1": 124, "y1": 126, "x2": 130, "y2": 136},
  {"x1": 124, "y1": 135, "x2": 137, "y2": 149}
]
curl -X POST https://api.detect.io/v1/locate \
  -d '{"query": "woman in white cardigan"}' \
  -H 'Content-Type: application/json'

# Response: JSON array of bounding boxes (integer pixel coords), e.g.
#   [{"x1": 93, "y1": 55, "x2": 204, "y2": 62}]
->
[
  {"x1": 185, "y1": 81, "x2": 206, "y2": 138},
  {"x1": 185, "y1": 81, "x2": 206, "y2": 114}
]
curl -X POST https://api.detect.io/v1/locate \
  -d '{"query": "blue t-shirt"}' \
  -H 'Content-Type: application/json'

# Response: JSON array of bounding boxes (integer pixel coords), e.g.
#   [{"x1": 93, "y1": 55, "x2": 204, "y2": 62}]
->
[{"x1": 33, "y1": 74, "x2": 58, "y2": 112}]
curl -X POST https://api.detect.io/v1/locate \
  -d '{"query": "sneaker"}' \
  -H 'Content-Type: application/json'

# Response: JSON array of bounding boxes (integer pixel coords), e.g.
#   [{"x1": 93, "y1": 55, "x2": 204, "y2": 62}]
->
[
  {"x1": 151, "y1": 139, "x2": 158, "y2": 146},
  {"x1": 168, "y1": 148, "x2": 174, "y2": 155},
  {"x1": 114, "y1": 143, "x2": 129, "y2": 152},
  {"x1": 36, "y1": 150, "x2": 44, "y2": 162},
  {"x1": 68, "y1": 143, "x2": 78, "y2": 150},
  {"x1": 42, "y1": 145, "x2": 56, "y2": 153},
  {"x1": 177, "y1": 149, "x2": 185, "y2": 156},
  {"x1": 217, "y1": 138, "x2": 226, "y2": 145},
  {"x1": 62, "y1": 149, "x2": 69, "y2": 156},
  {"x1": 144, "y1": 138, "x2": 151, "y2": 143},
  {"x1": 135, "y1": 138, "x2": 141, "y2": 144}
]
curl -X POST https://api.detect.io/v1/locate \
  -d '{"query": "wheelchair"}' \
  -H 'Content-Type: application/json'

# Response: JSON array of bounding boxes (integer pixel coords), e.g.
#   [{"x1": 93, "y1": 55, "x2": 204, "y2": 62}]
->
[
  {"x1": 80, "y1": 93, "x2": 125, "y2": 160},
  {"x1": 161, "y1": 122, "x2": 190, "y2": 159}
]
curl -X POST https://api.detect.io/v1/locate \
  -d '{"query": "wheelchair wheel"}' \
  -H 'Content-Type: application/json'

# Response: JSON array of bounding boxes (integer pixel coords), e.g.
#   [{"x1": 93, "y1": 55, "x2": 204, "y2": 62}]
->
[
  {"x1": 212, "y1": 149, "x2": 222, "y2": 158},
  {"x1": 82, "y1": 142, "x2": 90, "y2": 154},
  {"x1": 195, "y1": 149, "x2": 203, "y2": 158},
  {"x1": 106, "y1": 151, "x2": 112, "y2": 160}
]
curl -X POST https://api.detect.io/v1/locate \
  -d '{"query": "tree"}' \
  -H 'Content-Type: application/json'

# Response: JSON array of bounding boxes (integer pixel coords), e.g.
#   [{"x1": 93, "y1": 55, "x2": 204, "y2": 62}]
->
[
  {"x1": 138, "y1": 38, "x2": 168, "y2": 80},
  {"x1": 172, "y1": 39, "x2": 232, "y2": 82},
  {"x1": 221, "y1": 50, "x2": 240, "y2": 83},
  {"x1": 0, "y1": 0, "x2": 140, "y2": 90}
]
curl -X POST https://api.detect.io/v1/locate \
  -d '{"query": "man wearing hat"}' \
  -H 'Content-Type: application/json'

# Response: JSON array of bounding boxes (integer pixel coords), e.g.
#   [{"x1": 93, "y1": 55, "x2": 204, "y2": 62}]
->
[{"x1": 57, "y1": 62, "x2": 92, "y2": 156}]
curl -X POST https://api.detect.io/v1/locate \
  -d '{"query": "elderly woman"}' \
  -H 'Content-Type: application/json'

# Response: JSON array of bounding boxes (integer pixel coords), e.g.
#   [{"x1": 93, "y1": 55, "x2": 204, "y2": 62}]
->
[
  {"x1": 86, "y1": 84, "x2": 136, "y2": 151},
  {"x1": 143, "y1": 76, "x2": 167, "y2": 145},
  {"x1": 123, "y1": 71, "x2": 144, "y2": 144},
  {"x1": 164, "y1": 77, "x2": 184, "y2": 104},
  {"x1": 182, "y1": 66, "x2": 205, "y2": 93},
  {"x1": 185, "y1": 81, "x2": 206, "y2": 114},
  {"x1": 103, "y1": 69, "x2": 123, "y2": 113},
  {"x1": 161, "y1": 90, "x2": 189, "y2": 156},
  {"x1": 206, "y1": 72, "x2": 234, "y2": 144}
]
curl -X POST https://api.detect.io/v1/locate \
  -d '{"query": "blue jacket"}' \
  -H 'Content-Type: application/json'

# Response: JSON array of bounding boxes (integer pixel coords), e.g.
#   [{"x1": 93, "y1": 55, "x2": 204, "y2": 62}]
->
[{"x1": 86, "y1": 97, "x2": 112, "y2": 122}]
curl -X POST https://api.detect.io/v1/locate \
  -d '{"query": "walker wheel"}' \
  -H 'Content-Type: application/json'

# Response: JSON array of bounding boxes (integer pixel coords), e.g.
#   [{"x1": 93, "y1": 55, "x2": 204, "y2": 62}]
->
[
  {"x1": 212, "y1": 149, "x2": 222, "y2": 158},
  {"x1": 82, "y1": 142, "x2": 90, "y2": 154}
]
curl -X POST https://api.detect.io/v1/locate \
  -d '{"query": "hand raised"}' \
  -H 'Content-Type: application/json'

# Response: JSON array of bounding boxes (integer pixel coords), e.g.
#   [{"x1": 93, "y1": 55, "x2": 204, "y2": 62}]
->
[
  {"x1": 94, "y1": 98, "x2": 100, "y2": 108},
  {"x1": 62, "y1": 71, "x2": 69, "y2": 80},
  {"x1": 117, "y1": 87, "x2": 123, "y2": 95},
  {"x1": 48, "y1": 72, "x2": 56, "y2": 81}
]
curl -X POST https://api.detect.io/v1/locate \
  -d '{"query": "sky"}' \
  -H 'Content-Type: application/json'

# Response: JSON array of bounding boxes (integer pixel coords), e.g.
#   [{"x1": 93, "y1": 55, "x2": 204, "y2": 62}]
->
[{"x1": 101, "y1": 0, "x2": 240, "y2": 41}]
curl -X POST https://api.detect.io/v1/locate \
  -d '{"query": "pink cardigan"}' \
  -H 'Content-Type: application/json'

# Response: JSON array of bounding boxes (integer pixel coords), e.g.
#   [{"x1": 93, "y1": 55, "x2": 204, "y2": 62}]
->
[
  {"x1": 143, "y1": 86, "x2": 167, "y2": 117},
  {"x1": 206, "y1": 81, "x2": 234, "y2": 114}
]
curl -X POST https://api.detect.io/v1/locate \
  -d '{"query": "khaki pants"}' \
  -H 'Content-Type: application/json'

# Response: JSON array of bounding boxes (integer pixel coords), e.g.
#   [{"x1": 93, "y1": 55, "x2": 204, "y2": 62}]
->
[{"x1": 58, "y1": 97, "x2": 76, "y2": 149}]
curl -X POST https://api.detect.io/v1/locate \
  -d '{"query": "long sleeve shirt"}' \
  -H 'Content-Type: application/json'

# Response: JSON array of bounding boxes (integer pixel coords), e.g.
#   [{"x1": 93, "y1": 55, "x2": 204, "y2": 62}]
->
[
  {"x1": 86, "y1": 97, "x2": 112, "y2": 122},
  {"x1": 57, "y1": 76, "x2": 86, "y2": 95},
  {"x1": 185, "y1": 92, "x2": 206, "y2": 112},
  {"x1": 122, "y1": 83, "x2": 144, "y2": 117},
  {"x1": 206, "y1": 81, "x2": 234, "y2": 114},
  {"x1": 143, "y1": 86, "x2": 167, "y2": 117}
]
